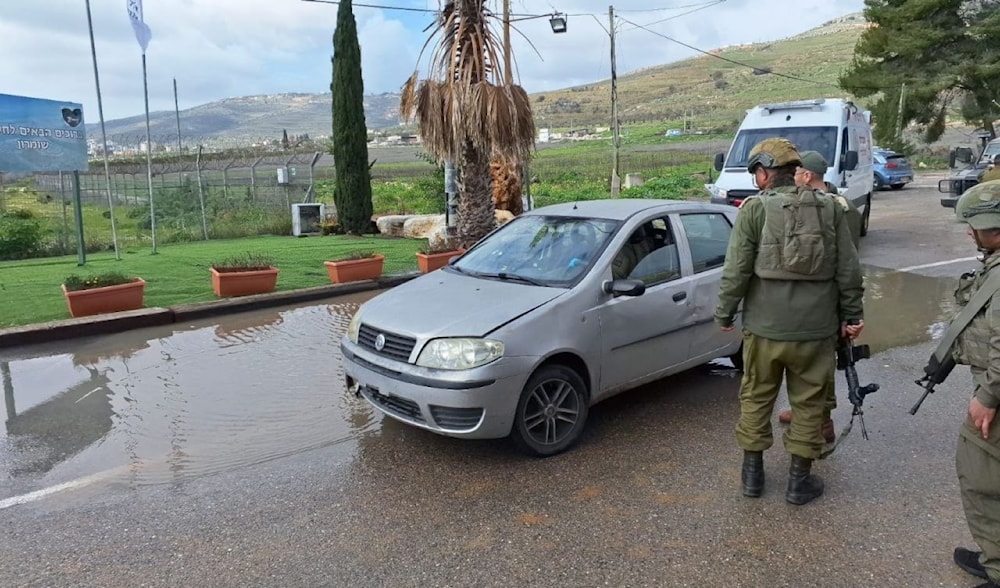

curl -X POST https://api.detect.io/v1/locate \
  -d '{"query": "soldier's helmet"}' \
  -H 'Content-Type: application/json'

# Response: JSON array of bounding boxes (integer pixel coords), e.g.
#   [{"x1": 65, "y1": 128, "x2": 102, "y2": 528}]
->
[
  {"x1": 956, "y1": 180, "x2": 1000, "y2": 230},
  {"x1": 747, "y1": 138, "x2": 802, "y2": 173}
]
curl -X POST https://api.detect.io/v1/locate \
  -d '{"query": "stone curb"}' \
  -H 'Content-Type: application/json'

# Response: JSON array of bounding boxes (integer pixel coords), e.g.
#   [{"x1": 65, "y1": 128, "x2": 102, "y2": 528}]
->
[{"x1": 0, "y1": 272, "x2": 420, "y2": 350}]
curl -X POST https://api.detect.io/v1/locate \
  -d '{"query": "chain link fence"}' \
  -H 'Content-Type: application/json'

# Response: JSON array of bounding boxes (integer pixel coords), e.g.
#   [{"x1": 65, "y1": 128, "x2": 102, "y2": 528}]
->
[{"x1": 0, "y1": 129, "x2": 731, "y2": 258}]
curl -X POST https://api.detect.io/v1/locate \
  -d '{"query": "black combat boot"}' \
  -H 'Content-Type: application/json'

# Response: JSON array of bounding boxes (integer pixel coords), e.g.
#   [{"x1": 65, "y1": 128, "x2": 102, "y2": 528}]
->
[
  {"x1": 785, "y1": 455, "x2": 824, "y2": 505},
  {"x1": 954, "y1": 547, "x2": 988, "y2": 579},
  {"x1": 741, "y1": 450, "x2": 764, "y2": 497}
]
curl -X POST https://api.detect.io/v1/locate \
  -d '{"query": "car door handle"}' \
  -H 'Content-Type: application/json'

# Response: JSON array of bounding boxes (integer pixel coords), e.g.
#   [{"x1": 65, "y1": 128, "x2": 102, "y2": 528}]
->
[{"x1": 672, "y1": 292, "x2": 687, "y2": 302}]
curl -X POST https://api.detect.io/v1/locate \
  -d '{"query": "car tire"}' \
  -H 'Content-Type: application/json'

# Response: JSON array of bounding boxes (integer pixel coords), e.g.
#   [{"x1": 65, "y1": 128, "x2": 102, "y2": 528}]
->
[
  {"x1": 859, "y1": 195, "x2": 871, "y2": 237},
  {"x1": 510, "y1": 364, "x2": 589, "y2": 457},
  {"x1": 890, "y1": 184, "x2": 904, "y2": 191}
]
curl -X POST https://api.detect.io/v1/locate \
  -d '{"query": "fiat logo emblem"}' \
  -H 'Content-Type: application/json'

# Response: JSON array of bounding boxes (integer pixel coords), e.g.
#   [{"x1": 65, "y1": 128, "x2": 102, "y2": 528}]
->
[{"x1": 374, "y1": 333, "x2": 386, "y2": 351}]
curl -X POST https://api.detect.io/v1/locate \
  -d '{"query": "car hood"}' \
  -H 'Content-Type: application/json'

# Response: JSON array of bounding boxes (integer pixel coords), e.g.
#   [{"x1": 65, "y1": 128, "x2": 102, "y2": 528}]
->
[{"x1": 358, "y1": 269, "x2": 566, "y2": 339}]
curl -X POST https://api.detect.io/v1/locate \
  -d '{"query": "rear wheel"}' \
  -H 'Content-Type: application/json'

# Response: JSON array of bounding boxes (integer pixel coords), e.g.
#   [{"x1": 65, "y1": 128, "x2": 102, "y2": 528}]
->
[{"x1": 510, "y1": 364, "x2": 589, "y2": 457}]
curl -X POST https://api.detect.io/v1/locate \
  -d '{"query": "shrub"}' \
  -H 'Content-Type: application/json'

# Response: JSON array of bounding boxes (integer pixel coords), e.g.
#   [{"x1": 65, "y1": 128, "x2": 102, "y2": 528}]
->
[
  {"x1": 418, "y1": 241, "x2": 461, "y2": 254},
  {"x1": 330, "y1": 250, "x2": 377, "y2": 262},
  {"x1": 210, "y1": 252, "x2": 276, "y2": 272},
  {"x1": 0, "y1": 210, "x2": 45, "y2": 259},
  {"x1": 63, "y1": 271, "x2": 136, "y2": 292}
]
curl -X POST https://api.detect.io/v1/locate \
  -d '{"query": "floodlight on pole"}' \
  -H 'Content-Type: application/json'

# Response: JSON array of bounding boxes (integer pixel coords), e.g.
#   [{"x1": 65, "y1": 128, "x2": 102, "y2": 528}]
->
[{"x1": 548, "y1": 13, "x2": 568, "y2": 34}]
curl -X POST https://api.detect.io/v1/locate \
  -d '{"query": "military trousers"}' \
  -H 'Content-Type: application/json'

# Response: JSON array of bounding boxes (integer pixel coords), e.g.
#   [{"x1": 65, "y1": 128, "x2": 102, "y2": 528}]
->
[
  {"x1": 823, "y1": 362, "x2": 837, "y2": 419},
  {"x1": 956, "y1": 420, "x2": 1000, "y2": 584},
  {"x1": 735, "y1": 331, "x2": 835, "y2": 459}
]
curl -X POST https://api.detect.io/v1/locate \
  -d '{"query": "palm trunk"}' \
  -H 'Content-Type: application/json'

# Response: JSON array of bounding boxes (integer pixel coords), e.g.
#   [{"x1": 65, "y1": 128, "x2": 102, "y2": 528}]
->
[
  {"x1": 457, "y1": 141, "x2": 494, "y2": 249},
  {"x1": 491, "y1": 159, "x2": 523, "y2": 216}
]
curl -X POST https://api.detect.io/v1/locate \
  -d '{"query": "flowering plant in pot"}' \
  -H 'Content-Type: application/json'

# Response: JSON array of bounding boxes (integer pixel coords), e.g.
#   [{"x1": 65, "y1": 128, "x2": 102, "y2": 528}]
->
[
  {"x1": 209, "y1": 252, "x2": 279, "y2": 297},
  {"x1": 416, "y1": 241, "x2": 464, "y2": 273},
  {"x1": 324, "y1": 250, "x2": 384, "y2": 283},
  {"x1": 61, "y1": 271, "x2": 146, "y2": 318}
]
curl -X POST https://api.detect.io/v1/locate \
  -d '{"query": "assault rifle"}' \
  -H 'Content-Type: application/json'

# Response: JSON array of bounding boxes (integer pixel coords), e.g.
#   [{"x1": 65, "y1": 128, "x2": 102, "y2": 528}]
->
[
  {"x1": 821, "y1": 331, "x2": 879, "y2": 458},
  {"x1": 911, "y1": 353, "x2": 957, "y2": 415},
  {"x1": 836, "y1": 338, "x2": 880, "y2": 440}
]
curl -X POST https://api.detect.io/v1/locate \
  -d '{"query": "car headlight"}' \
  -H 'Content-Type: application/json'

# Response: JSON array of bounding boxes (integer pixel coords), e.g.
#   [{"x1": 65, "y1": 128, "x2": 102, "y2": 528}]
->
[
  {"x1": 347, "y1": 310, "x2": 362, "y2": 344},
  {"x1": 416, "y1": 338, "x2": 504, "y2": 370}
]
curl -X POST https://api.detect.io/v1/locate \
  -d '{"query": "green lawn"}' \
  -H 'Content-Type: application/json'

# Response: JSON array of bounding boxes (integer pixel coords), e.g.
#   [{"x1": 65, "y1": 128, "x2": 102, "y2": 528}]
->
[{"x1": 0, "y1": 234, "x2": 423, "y2": 329}]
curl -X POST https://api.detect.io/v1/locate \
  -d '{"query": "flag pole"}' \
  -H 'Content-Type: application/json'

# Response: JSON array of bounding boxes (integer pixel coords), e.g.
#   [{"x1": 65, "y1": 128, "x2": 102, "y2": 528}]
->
[
  {"x1": 85, "y1": 0, "x2": 121, "y2": 261},
  {"x1": 142, "y1": 53, "x2": 157, "y2": 253},
  {"x1": 129, "y1": 0, "x2": 157, "y2": 253}
]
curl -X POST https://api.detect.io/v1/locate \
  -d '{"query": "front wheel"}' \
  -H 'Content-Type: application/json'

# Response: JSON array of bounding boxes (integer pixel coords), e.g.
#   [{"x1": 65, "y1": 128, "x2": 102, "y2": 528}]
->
[{"x1": 510, "y1": 364, "x2": 589, "y2": 457}]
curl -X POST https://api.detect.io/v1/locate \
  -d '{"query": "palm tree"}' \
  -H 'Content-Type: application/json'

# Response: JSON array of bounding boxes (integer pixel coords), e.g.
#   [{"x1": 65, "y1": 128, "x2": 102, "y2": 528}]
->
[{"x1": 401, "y1": 0, "x2": 535, "y2": 248}]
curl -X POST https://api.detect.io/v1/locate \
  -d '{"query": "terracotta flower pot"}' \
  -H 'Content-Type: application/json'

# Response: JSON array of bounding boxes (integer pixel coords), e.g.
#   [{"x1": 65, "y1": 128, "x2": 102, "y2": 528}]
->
[
  {"x1": 61, "y1": 278, "x2": 146, "y2": 318},
  {"x1": 210, "y1": 266, "x2": 279, "y2": 297},
  {"x1": 324, "y1": 255, "x2": 384, "y2": 283},
  {"x1": 416, "y1": 249, "x2": 464, "y2": 273}
]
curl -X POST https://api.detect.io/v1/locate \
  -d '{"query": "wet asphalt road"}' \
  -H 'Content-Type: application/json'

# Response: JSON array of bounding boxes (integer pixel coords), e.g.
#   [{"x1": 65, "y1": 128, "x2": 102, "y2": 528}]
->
[{"x1": 0, "y1": 176, "x2": 991, "y2": 588}]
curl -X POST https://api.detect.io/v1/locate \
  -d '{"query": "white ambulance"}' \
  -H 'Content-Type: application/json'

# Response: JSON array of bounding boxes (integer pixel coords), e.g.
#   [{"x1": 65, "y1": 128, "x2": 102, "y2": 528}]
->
[{"x1": 707, "y1": 98, "x2": 875, "y2": 236}]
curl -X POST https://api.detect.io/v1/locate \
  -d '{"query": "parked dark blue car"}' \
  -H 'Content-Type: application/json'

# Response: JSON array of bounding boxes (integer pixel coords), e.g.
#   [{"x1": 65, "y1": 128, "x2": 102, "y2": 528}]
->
[{"x1": 873, "y1": 148, "x2": 913, "y2": 190}]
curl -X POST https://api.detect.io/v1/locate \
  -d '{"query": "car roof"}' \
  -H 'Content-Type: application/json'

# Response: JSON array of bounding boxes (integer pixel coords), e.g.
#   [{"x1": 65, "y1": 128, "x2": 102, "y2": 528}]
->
[{"x1": 523, "y1": 199, "x2": 732, "y2": 221}]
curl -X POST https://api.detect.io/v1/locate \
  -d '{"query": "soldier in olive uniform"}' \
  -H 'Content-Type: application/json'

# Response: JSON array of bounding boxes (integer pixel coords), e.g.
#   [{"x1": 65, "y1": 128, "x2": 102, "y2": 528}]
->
[
  {"x1": 777, "y1": 150, "x2": 864, "y2": 443},
  {"x1": 947, "y1": 180, "x2": 1000, "y2": 588},
  {"x1": 715, "y1": 138, "x2": 864, "y2": 505}
]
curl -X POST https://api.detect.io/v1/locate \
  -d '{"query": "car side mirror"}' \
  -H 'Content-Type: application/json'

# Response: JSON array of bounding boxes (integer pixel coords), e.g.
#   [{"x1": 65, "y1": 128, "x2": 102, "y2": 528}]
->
[
  {"x1": 842, "y1": 150, "x2": 859, "y2": 171},
  {"x1": 954, "y1": 147, "x2": 973, "y2": 165},
  {"x1": 602, "y1": 279, "x2": 646, "y2": 297},
  {"x1": 713, "y1": 152, "x2": 725, "y2": 172}
]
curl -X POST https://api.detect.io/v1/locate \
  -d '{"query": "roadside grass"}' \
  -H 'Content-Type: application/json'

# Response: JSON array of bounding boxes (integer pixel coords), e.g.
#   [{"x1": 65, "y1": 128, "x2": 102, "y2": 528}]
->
[{"x1": 0, "y1": 234, "x2": 423, "y2": 329}]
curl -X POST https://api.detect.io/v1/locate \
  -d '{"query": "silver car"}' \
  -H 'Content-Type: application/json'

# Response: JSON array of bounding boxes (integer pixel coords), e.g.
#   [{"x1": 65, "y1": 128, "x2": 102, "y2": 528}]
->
[{"x1": 342, "y1": 199, "x2": 743, "y2": 456}]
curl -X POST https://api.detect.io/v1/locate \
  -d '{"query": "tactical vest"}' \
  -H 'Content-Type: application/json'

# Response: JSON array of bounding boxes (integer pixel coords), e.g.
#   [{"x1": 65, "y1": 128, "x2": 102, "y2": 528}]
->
[
  {"x1": 753, "y1": 187, "x2": 837, "y2": 281},
  {"x1": 952, "y1": 258, "x2": 1000, "y2": 367}
]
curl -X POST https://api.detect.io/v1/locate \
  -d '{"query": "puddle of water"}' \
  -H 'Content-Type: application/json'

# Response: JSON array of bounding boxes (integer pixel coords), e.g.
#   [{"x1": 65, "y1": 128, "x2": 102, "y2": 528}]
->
[
  {"x1": 0, "y1": 292, "x2": 382, "y2": 498},
  {"x1": 860, "y1": 266, "x2": 958, "y2": 353},
  {"x1": 0, "y1": 267, "x2": 962, "y2": 499}
]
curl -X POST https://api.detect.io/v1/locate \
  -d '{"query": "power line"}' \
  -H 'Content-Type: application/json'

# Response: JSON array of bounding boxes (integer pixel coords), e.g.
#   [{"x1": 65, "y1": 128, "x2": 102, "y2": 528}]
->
[
  {"x1": 620, "y1": 1, "x2": 724, "y2": 30},
  {"x1": 619, "y1": 16, "x2": 900, "y2": 93},
  {"x1": 299, "y1": 0, "x2": 438, "y2": 13}
]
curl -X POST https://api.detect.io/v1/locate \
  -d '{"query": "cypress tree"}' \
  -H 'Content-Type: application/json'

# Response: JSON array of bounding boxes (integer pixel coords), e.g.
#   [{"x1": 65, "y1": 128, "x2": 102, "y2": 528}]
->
[{"x1": 331, "y1": 0, "x2": 373, "y2": 235}]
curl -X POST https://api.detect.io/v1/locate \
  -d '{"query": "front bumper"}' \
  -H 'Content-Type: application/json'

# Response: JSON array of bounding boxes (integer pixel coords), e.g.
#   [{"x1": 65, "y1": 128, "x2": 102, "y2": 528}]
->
[{"x1": 341, "y1": 339, "x2": 536, "y2": 439}]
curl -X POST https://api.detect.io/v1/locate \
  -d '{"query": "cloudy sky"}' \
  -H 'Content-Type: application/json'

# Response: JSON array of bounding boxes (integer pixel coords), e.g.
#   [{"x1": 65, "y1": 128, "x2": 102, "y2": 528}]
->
[{"x1": 0, "y1": 0, "x2": 864, "y2": 122}]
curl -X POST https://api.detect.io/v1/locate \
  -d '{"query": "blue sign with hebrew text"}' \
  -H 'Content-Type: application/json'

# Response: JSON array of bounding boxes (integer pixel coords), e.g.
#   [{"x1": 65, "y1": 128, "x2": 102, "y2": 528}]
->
[{"x1": 0, "y1": 93, "x2": 88, "y2": 173}]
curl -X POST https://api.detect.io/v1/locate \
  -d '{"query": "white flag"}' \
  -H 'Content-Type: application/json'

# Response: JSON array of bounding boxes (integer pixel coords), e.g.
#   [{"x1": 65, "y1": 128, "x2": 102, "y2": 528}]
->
[{"x1": 127, "y1": 0, "x2": 152, "y2": 53}]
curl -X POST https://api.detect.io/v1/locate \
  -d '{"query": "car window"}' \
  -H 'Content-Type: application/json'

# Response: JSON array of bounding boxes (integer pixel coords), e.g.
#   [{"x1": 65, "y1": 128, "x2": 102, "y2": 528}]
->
[
  {"x1": 454, "y1": 215, "x2": 620, "y2": 287},
  {"x1": 615, "y1": 217, "x2": 680, "y2": 285},
  {"x1": 680, "y1": 213, "x2": 732, "y2": 273}
]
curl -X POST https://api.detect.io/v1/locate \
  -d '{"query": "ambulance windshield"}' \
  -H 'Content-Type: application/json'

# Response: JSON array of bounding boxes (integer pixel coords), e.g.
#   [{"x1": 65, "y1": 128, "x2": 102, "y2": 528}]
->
[{"x1": 725, "y1": 126, "x2": 838, "y2": 169}]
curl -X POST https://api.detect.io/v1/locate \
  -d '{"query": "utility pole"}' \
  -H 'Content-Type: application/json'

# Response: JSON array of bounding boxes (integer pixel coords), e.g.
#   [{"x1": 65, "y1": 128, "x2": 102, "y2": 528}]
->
[
  {"x1": 174, "y1": 78, "x2": 182, "y2": 155},
  {"x1": 895, "y1": 82, "x2": 907, "y2": 142},
  {"x1": 609, "y1": 5, "x2": 621, "y2": 196}
]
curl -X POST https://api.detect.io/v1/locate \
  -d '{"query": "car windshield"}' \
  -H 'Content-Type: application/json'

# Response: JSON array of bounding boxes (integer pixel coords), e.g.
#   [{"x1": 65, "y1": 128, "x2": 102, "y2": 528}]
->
[
  {"x1": 726, "y1": 126, "x2": 838, "y2": 168},
  {"x1": 451, "y1": 215, "x2": 620, "y2": 287},
  {"x1": 983, "y1": 141, "x2": 1000, "y2": 161}
]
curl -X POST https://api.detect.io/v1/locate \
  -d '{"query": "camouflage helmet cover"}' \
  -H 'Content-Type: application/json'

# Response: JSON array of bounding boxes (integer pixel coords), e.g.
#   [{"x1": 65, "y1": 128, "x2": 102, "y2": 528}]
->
[
  {"x1": 747, "y1": 138, "x2": 802, "y2": 173},
  {"x1": 956, "y1": 180, "x2": 1000, "y2": 230}
]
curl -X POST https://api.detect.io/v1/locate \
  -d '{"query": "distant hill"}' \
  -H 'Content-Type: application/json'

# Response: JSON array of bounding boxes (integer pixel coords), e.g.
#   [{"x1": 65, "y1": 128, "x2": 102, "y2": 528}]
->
[
  {"x1": 89, "y1": 13, "x2": 867, "y2": 146},
  {"x1": 531, "y1": 13, "x2": 868, "y2": 131},
  {"x1": 87, "y1": 92, "x2": 403, "y2": 148}
]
